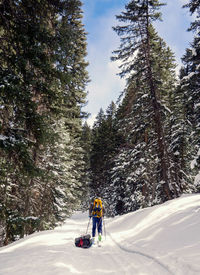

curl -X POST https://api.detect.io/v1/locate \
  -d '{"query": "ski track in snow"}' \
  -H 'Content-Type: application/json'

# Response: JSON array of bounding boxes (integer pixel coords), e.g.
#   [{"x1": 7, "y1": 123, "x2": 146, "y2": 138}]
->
[{"x1": 108, "y1": 232, "x2": 174, "y2": 275}]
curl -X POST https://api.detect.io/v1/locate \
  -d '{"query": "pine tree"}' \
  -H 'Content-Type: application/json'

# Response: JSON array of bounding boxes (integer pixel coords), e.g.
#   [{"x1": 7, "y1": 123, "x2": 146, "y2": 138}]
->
[
  {"x1": 0, "y1": 0, "x2": 89, "y2": 245},
  {"x1": 181, "y1": 0, "x2": 200, "y2": 190},
  {"x1": 169, "y1": 80, "x2": 193, "y2": 194},
  {"x1": 111, "y1": 0, "x2": 179, "y2": 212},
  {"x1": 0, "y1": 0, "x2": 58, "y2": 244},
  {"x1": 90, "y1": 109, "x2": 107, "y2": 196},
  {"x1": 80, "y1": 122, "x2": 92, "y2": 207},
  {"x1": 90, "y1": 103, "x2": 122, "y2": 202}
]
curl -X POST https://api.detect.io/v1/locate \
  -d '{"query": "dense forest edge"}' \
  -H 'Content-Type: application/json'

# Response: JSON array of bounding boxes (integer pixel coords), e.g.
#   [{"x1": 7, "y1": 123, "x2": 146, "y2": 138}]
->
[{"x1": 0, "y1": 0, "x2": 199, "y2": 247}]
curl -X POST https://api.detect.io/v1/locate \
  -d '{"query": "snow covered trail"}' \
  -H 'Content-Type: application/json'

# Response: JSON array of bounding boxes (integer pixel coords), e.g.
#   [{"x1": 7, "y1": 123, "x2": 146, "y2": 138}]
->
[
  {"x1": 0, "y1": 194, "x2": 200, "y2": 275},
  {"x1": 108, "y1": 232, "x2": 174, "y2": 275}
]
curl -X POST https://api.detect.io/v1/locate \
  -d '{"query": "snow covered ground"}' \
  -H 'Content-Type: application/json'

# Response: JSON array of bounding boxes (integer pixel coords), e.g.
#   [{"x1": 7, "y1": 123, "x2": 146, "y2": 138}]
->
[{"x1": 0, "y1": 194, "x2": 200, "y2": 275}]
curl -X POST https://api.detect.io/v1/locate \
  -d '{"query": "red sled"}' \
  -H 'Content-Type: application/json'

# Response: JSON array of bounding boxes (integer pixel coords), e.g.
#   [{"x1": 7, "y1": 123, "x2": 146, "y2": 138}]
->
[{"x1": 75, "y1": 234, "x2": 92, "y2": 248}]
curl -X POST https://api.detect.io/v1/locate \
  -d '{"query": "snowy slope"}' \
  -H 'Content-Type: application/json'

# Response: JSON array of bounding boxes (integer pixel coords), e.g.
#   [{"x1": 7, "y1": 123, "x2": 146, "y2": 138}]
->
[{"x1": 0, "y1": 194, "x2": 200, "y2": 275}]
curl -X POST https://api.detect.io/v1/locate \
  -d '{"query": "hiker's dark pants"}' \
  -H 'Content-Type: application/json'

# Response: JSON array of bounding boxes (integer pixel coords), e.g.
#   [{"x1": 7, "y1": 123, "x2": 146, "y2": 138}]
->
[{"x1": 92, "y1": 217, "x2": 102, "y2": 237}]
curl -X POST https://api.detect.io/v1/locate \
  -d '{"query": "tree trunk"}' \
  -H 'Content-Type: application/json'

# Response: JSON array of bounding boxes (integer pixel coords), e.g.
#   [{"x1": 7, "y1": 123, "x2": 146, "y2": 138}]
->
[{"x1": 145, "y1": 3, "x2": 172, "y2": 200}]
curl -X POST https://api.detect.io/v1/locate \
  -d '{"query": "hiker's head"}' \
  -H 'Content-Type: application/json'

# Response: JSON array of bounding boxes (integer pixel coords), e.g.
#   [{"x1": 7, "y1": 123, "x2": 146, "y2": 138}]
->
[
  {"x1": 95, "y1": 194, "x2": 101, "y2": 200},
  {"x1": 91, "y1": 194, "x2": 102, "y2": 203}
]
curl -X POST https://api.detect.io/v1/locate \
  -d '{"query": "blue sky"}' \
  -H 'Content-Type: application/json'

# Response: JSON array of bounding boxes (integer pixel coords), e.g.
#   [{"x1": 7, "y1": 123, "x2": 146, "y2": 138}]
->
[{"x1": 82, "y1": 0, "x2": 194, "y2": 126}]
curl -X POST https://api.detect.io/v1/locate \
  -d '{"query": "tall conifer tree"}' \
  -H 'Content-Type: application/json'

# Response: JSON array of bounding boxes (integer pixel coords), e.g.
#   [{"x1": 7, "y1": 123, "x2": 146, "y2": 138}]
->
[
  {"x1": 111, "y1": 0, "x2": 179, "y2": 207},
  {"x1": 180, "y1": 0, "x2": 200, "y2": 190},
  {"x1": 0, "y1": 0, "x2": 89, "y2": 245}
]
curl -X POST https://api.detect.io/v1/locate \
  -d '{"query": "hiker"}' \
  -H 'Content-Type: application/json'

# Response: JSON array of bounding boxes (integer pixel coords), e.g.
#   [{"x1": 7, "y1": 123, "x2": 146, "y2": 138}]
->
[{"x1": 89, "y1": 197, "x2": 104, "y2": 244}]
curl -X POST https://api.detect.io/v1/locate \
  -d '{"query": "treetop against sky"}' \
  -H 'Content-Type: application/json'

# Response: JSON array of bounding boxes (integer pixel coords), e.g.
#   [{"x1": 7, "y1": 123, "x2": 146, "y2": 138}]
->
[{"x1": 82, "y1": 0, "x2": 193, "y2": 126}]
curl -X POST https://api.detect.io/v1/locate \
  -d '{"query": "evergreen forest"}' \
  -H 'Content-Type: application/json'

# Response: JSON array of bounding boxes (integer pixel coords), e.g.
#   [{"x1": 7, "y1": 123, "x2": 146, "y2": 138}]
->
[{"x1": 0, "y1": 0, "x2": 199, "y2": 246}]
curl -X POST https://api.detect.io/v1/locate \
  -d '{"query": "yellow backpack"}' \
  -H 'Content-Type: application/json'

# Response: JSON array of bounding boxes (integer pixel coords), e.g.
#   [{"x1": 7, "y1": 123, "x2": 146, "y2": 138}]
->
[{"x1": 92, "y1": 198, "x2": 103, "y2": 218}]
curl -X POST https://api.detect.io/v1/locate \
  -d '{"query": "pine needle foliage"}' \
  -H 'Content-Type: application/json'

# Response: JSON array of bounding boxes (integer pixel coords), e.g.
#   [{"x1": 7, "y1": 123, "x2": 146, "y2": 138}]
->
[{"x1": 0, "y1": 0, "x2": 89, "y2": 245}]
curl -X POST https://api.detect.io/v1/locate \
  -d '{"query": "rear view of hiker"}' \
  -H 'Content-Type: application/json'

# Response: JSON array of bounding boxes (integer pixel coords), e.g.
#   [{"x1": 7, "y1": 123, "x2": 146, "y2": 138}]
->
[{"x1": 89, "y1": 197, "x2": 104, "y2": 244}]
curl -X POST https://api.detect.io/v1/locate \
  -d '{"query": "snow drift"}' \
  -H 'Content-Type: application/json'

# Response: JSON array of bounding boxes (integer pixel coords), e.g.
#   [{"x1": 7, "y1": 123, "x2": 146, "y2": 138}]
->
[{"x1": 0, "y1": 194, "x2": 200, "y2": 275}]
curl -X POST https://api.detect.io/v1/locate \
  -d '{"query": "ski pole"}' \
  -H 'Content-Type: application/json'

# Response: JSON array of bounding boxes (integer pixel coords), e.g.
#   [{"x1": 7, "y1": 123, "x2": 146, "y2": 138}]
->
[
  {"x1": 103, "y1": 217, "x2": 106, "y2": 240},
  {"x1": 86, "y1": 217, "x2": 91, "y2": 234}
]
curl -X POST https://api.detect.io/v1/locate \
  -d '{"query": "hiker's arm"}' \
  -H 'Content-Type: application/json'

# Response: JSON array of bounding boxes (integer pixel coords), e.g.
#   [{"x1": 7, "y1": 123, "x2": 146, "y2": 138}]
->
[{"x1": 89, "y1": 204, "x2": 93, "y2": 217}]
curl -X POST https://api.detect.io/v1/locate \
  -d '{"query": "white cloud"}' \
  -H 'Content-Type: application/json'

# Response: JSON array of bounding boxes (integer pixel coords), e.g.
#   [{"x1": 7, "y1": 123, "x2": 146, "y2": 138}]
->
[
  {"x1": 85, "y1": 114, "x2": 97, "y2": 127},
  {"x1": 178, "y1": 0, "x2": 189, "y2": 4},
  {"x1": 83, "y1": 0, "x2": 194, "y2": 126},
  {"x1": 154, "y1": 0, "x2": 193, "y2": 72},
  {"x1": 83, "y1": 8, "x2": 126, "y2": 125}
]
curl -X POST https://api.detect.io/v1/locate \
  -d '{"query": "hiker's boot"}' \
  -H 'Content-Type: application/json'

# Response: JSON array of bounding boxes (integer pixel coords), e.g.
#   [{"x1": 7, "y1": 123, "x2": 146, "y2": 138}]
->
[
  {"x1": 98, "y1": 233, "x2": 102, "y2": 242},
  {"x1": 92, "y1": 237, "x2": 95, "y2": 244}
]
